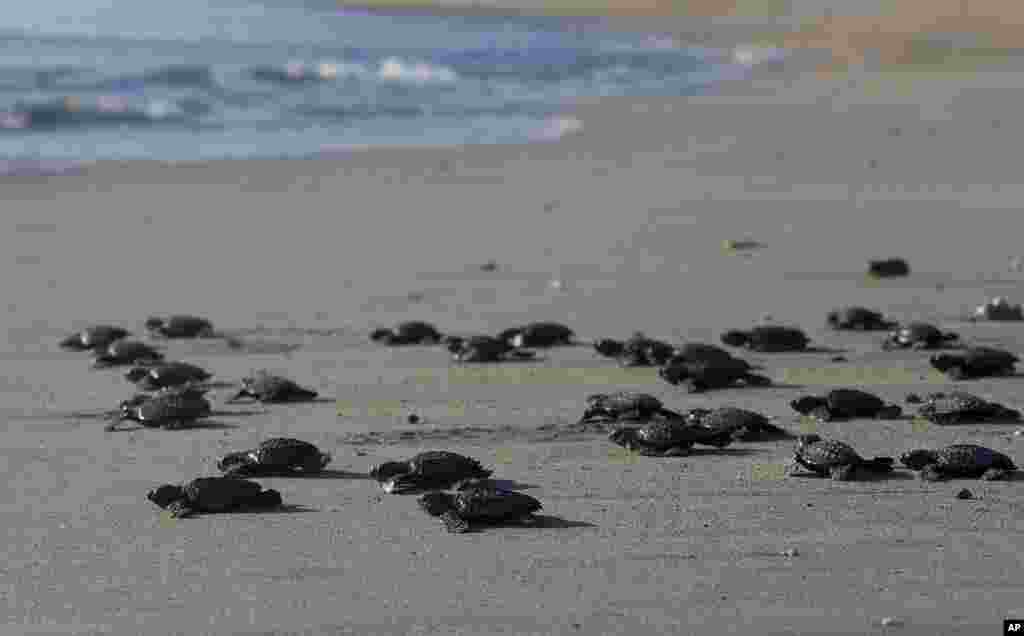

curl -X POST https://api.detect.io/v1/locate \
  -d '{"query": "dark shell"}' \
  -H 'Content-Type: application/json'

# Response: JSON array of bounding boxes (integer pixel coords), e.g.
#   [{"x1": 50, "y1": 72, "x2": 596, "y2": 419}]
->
[
  {"x1": 396, "y1": 321, "x2": 443, "y2": 343},
  {"x1": 219, "y1": 437, "x2": 330, "y2": 473},
  {"x1": 974, "y1": 301, "x2": 1024, "y2": 321},
  {"x1": 659, "y1": 357, "x2": 767, "y2": 391},
  {"x1": 790, "y1": 389, "x2": 900, "y2": 420},
  {"x1": 686, "y1": 407, "x2": 788, "y2": 440},
  {"x1": 827, "y1": 306, "x2": 894, "y2": 330},
  {"x1": 408, "y1": 451, "x2": 488, "y2": 477},
  {"x1": 499, "y1": 322, "x2": 574, "y2": 348},
  {"x1": 121, "y1": 390, "x2": 212, "y2": 426},
  {"x1": 722, "y1": 325, "x2": 809, "y2": 352},
  {"x1": 901, "y1": 444, "x2": 1016, "y2": 475},
  {"x1": 609, "y1": 416, "x2": 732, "y2": 453},
  {"x1": 146, "y1": 315, "x2": 214, "y2": 338},
  {"x1": 148, "y1": 477, "x2": 280, "y2": 516},
  {"x1": 619, "y1": 334, "x2": 677, "y2": 366},
  {"x1": 450, "y1": 336, "x2": 528, "y2": 362},
  {"x1": 671, "y1": 342, "x2": 742, "y2": 364},
  {"x1": 930, "y1": 347, "x2": 1018, "y2": 379},
  {"x1": 582, "y1": 392, "x2": 666, "y2": 420},
  {"x1": 916, "y1": 392, "x2": 1020, "y2": 424},
  {"x1": 371, "y1": 451, "x2": 492, "y2": 492},
  {"x1": 237, "y1": 372, "x2": 318, "y2": 402},
  {"x1": 126, "y1": 361, "x2": 211, "y2": 389},
  {"x1": 884, "y1": 322, "x2": 953, "y2": 349},
  {"x1": 93, "y1": 340, "x2": 164, "y2": 366},
  {"x1": 418, "y1": 486, "x2": 542, "y2": 529},
  {"x1": 868, "y1": 258, "x2": 910, "y2": 277},
  {"x1": 794, "y1": 436, "x2": 863, "y2": 470},
  {"x1": 61, "y1": 325, "x2": 130, "y2": 351}
]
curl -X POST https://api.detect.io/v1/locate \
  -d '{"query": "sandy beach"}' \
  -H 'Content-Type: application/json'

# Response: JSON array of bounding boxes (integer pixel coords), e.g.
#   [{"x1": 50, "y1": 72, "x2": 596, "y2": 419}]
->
[{"x1": 4, "y1": 4, "x2": 1024, "y2": 635}]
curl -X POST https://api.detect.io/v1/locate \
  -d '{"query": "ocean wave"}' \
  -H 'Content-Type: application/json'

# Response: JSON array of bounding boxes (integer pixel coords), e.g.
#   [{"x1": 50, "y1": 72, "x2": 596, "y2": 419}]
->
[{"x1": 0, "y1": 96, "x2": 190, "y2": 132}]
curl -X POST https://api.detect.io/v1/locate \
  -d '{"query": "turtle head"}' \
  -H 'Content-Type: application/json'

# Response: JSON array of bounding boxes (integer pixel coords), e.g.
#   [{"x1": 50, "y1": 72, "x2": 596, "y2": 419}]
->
[
  {"x1": 442, "y1": 335, "x2": 466, "y2": 353},
  {"x1": 317, "y1": 451, "x2": 333, "y2": 470},
  {"x1": 593, "y1": 338, "x2": 625, "y2": 358},
  {"x1": 368, "y1": 461, "x2": 408, "y2": 483},
  {"x1": 369, "y1": 328, "x2": 394, "y2": 343},
  {"x1": 825, "y1": 310, "x2": 841, "y2": 328},
  {"x1": 899, "y1": 449, "x2": 937, "y2": 470},
  {"x1": 124, "y1": 367, "x2": 150, "y2": 383},
  {"x1": 796, "y1": 433, "x2": 822, "y2": 448},
  {"x1": 144, "y1": 317, "x2": 165, "y2": 332},
  {"x1": 147, "y1": 484, "x2": 185, "y2": 508},
  {"x1": 608, "y1": 427, "x2": 641, "y2": 450},
  {"x1": 929, "y1": 354, "x2": 956, "y2": 372},
  {"x1": 418, "y1": 491, "x2": 456, "y2": 516},
  {"x1": 790, "y1": 396, "x2": 827, "y2": 415},
  {"x1": 720, "y1": 330, "x2": 749, "y2": 347},
  {"x1": 59, "y1": 333, "x2": 86, "y2": 350}
]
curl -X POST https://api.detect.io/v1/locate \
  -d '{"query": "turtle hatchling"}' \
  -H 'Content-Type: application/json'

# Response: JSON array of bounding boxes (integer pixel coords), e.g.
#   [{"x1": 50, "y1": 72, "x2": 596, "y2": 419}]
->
[
  {"x1": 900, "y1": 444, "x2": 1017, "y2": 481},
  {"x1": 369, "y1": 450, "x2": 492, "y2": 494},
  {"x1": 124, "y1": 361, "x2": 212, "y2": 391},
  {"x1": 608, "y1": 417, "x2": 734, "y2": 457},
  {"x1": 684, "y1": 407, "x2": 791, "y2": 441},
  {"x1": 417, "y1": 481, "x2": 543, "y2": 534},
  {"x1": 790, "y1": 389, "x2": 902, "y2": 422},
  {"x1": 881, "y1": 322, "x2": 959, "y2": 350},
  {"x1": 228, "y1": 372, "x2": 318, "y2": 403},
  {"x1": 147, "y1": 477, "x2": 283, "y2": 518},
  {"x1": 497, "y1": 322, "x2": 575, "y2": 348},
  {"x1": 826, "y1": 306, "x2": 896, "y2": 331},
  {"x1": 659, "y1": 357, "x2": 772, "y2": 393},
  {"x1": 578, "y1": 392, "x2": 681, "y2": 426},
  {"x1": 60, "y1": 325, "x2": 130, "y2": 351},
  {"x1": 592, "y1": 333, "x2": 676, "y2": 366},
  {"x1": 145, "y1": 315, "x2": 215, "y2": 338},
  {"x1": 217, "y1": 437, "x2": 332, "y2": 477},
  {"x1": 108, "y1": 387, "x2": 212, "y2": 431},
  {"x1": 914, "y1": 391, "x2": 1021, "y2": 425},
  {"x1": 720, "y1": 325, "x2": 810, "y2": 352},
  {"x1": 370, "y1": 321, "x2": 444, "y2": 345},
  {"x1": 448, "y1": 335, "x2": 536, "y2": 363},
  {"x1": 791, "y1": 434, "x2": 895, "y2": 481},
  {"x1": 930, "y1": 346, "x2": 1019, "y2": 380},
  {"x1": 92, "y1": 340, "x2": 164, "y2": 368},
  {"x1": 669, "y1": 342, "x2": 742, "y2": 365},
  {"x1": 971, "y1": 297, "x2": 1024, "y2": 322},
  {"x1": 867, "y1": 258, "x2": 910, "y2": 278}
]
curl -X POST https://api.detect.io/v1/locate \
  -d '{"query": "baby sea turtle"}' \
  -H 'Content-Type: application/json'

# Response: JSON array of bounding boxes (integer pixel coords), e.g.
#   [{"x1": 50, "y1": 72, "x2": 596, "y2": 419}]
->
[
  {"x1": 578, "y1": 392, "x2": 680, "y2": 425},
  {"x1": 608, "y1": 417, "x2": 734, "y2": 456},
  {"x1": 417, "y1": 481, "x2": 543, "y2": 534},
  {"x1": 91, "y1": 340, "x2": 164, "y2": 369},
  {"x1": 145, "y1": 315, "x2": 215, "y2": 338},
  {"x1": 147, "y1": 477, "x2": 283, "y2": 518},
  {"x1": 867, "y1": 258, "x2": 910, "y2": 278},
  {"x1": 720, "y1": 325, "x2": 810, "y2": 352},
  {"x1": 930, "y1": 346, "x2": 1019, "y2": 380},
  {"x1": 124, "y1": 361, "x2": 212, "y2": 391},
  {"x1": 447, "y1": 335, "x2": 536, "y2": 363},
  {"x1": 971, "y1": 297, "x2": 1024, "y2": 322},
  {"x1": 59, "y1": 325, "x2": 130, "y2": 351},
  {"x1": 369, "y1": 451, "x2": 492, "y2": 494},
  {"x1": 791, "y1": 434, "x2": 895, "y2": 481},
  {"x1": 684, "y1": 407, "x2": 791, "y2": 441},
  {"x1": 497, "y1": 322, "x2": 575, "y2": 348},
  {"x1": 217, "y1": 438, "x2": 332, "y2": 477},
  {"x1": 228, "y1": 372, "x2": 318, "y2": 403},
  {"x1": 670, "y1": 342, "x2": 745, "y2": 365},
  {"x1": 881, "y1": 322, "x2": 959, "y2": 350},
  {"x1": 370, "y1": 321, "x2": 444, "y2": 345},
  {"x1": 914, "y1": 391, "x2": 1021, "y2": 425},
  {"x1": 108, "y1": 387, "x2": 213, "y2": 431},
  {"x1": 899, "y1": 444, "x2": 1017, "y2": 481},
  {"x1": 592, "y1": 333, "x2": 677, "y2": 367},
  {"x1": 659, "y1": 357, "x2": 772, "y2": 393},
  {"x1": 826, "y1": 306, "x2": 896, "y2": 331},
  {"x1": 790, "y1": 389, "x2": 902, "y2": 422}
]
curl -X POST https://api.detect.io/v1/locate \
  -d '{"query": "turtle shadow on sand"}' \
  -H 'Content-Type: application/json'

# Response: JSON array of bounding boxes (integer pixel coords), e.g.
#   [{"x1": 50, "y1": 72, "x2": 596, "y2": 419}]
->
[
  {"x1": 797, "y1": 346, "x2": 850, "y2": 355},
  {"x1": 788, "y1": 467, "x2": 915, "y2": 482},
  {"x1": 451, "y1": 356, "x2": 549, "y2": 365},
  {"x1": 454, "y1": 515, "x2": 597, "y2": 533},
  {"x1": 208, "y1": 408, "x2": 267, "y2": 418},
  {"x1": 179, "y1": 503, "x2": 319, "y2": 516},
  {"x1": 683, "y1": 447, "x2": 765, "y2": 457},
  {"x1": 223, "y1": 396, "x2": 336, "y2": 406},
  {"x1": 260, "y1": 469, "x2": 375, "y2": 480},
  {"x1": 114, "y1": 418, "x2": 240, "y2": 431}
]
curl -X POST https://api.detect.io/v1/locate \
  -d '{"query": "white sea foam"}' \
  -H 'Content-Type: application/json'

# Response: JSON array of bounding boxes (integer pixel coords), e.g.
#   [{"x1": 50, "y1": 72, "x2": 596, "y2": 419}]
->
[
  {"x1": 378, "y1": 57, "x2": 457, "y2": 83},
  {"x1": 532, "y1": 116, "x2": 583, "y2": 141}
]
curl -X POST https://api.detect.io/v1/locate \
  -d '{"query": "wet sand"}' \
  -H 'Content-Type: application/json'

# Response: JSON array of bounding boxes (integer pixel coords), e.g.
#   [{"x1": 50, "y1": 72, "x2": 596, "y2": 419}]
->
[{"x1": 5, "y1": 7, "x2": 1024, "y2": 636}]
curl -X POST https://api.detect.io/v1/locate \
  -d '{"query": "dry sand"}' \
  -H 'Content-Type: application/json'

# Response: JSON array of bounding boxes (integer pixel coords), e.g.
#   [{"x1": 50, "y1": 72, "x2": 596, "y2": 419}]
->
[{"x1": 5, "y1": 7, "x2": 1024, "y2": 636}]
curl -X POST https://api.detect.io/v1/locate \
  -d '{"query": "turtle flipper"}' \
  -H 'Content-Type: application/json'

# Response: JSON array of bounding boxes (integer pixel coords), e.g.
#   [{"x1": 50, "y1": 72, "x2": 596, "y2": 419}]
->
[
  {"x1": 661, "y1": 446, "x2": 692, "y2": 457},
  {"x1": 810, "y1": 406, "x2": 833, "y2": 422},
  {"x1": 919, "y1": 465, "x2": 946, "y2": 482},
  {"x1": 220, "y1": 463, "x2": 255, "y2": 478},
  {"x1": 877, "y1": 405, "x2": 902, "y2": 419},
  {"x1": 440, "y1": 511, "x2": 471, "y2": 534},
  {"x1": 166, "y1": 500, "x2": 196, "y2": 519},
  {"x1": 865, "y1": 457, "x2": 895, "y2": 473},
  {"x1": 829, "y1": 464, "x2": 855, "y2": 481},
  {"x1": 981, "y1": 468, "x2": 1012, "y2": 481},
  {"x1": 252, "y1": 489, "x2": 283, "y2": 509}
]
